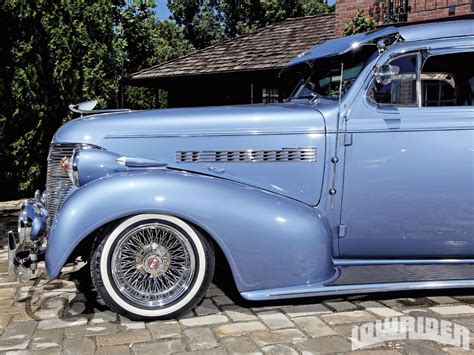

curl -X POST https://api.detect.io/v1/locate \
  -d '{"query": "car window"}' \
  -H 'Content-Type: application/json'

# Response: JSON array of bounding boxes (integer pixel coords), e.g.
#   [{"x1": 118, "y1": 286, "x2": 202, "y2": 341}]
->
[
  {"x1": 421, "y1": 52, "x2": 474, "y2": 106},
  {"x1": 368, "y1": 54, "x2": 418, "y2": 106},
  {"x1": 289, "y1": 45, "x2": 378, "y2": 100},
  {"x1": 368, "y1": 51, "x2": 474, "y2": 108}
]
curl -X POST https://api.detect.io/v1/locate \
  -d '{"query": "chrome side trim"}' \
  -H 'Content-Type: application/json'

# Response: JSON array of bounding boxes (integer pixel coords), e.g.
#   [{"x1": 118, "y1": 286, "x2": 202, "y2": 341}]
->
[
  {"x1": 241, "y1": 279, "x2": 474, "y2": 301},
  {"x1": 101, "y1": 127, "x2": 474, "y2": 140},
  {"x1": 176, "y1": 148, "x2": 317, "y2": 163},
  {"x1": 104, "y1": 129, "x2": 325, "y2": 139},
  {"x1": 328, "y1": 126, "x2": 474, "y2": 134},
  {"x1": 104, "y1": 127, "x2": 474, "y2": 139},
  {"x1": 334, "y1": 258, "x2": 474, "y2": 266}
]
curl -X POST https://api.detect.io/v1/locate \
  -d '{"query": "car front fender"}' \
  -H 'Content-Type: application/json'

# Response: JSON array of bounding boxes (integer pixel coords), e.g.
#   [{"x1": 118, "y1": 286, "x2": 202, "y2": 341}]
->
[{"x1": 45, "y1": 169, "x2": 334, "y2": 292}]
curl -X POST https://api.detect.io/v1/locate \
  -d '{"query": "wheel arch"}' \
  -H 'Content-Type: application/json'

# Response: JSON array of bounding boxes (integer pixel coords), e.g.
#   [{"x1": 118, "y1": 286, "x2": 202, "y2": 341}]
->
[{"x1": 65, "y1": 210, "x2": 236, "y2": 289}]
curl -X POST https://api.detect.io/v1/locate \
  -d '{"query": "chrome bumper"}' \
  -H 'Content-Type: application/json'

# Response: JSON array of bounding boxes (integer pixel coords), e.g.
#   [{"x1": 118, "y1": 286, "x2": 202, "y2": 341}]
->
[{"x1": 8, "y1": 191, "x2": 47, "y2": 281}]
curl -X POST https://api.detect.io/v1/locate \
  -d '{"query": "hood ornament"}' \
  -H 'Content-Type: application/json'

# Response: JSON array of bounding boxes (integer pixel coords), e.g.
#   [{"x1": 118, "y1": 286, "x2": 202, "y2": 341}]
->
[
  {"x1": 60, "y1": 156, "x2": 70, "y2": 174},
  {"x1": 68, "y1": 100, "x2": 132, "y2": 116}
]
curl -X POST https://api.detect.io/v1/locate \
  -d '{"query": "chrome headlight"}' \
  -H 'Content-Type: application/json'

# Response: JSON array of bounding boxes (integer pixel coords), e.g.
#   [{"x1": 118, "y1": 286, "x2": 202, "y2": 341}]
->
[{"x1": 66, "y1": 149, "x2": 126, "y2": 187}]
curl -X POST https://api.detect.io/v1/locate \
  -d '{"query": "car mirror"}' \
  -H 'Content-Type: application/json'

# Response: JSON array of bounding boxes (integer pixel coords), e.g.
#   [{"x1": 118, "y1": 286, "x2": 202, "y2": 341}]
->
[{"x1": 374, "y1": 64, "x2": 400, "y2": 85}]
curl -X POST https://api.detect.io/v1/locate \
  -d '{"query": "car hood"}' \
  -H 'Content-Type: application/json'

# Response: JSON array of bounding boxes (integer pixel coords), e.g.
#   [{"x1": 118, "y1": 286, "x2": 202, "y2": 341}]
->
[
  {"x1": 54, "y1": 102, "x2": 324, "y2": 144},
  {"x1": 53, "y1": 102, "x2": 326, "y2": 205}
]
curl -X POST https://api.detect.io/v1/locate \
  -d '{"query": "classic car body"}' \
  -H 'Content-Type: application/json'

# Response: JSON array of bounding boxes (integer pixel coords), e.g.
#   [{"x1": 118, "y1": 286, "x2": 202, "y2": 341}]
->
[{"x1": 9, "y1": 19, "x2": 474, "y2": 319}]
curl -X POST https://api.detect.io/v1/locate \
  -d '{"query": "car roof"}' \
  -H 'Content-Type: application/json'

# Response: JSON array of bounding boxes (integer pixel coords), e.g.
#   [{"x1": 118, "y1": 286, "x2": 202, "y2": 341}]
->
[
  {"x1": 398, "y1": 19, "x2": 473, "y2": 42},
  {"x1": 285, "y1": 19, "x2": 474, "y2": 68}
]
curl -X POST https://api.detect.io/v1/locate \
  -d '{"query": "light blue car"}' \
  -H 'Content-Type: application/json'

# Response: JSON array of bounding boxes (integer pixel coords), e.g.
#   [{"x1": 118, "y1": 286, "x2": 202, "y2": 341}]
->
[{"x1": 9, "y1": 19, "x2": 474, "y2": 320}]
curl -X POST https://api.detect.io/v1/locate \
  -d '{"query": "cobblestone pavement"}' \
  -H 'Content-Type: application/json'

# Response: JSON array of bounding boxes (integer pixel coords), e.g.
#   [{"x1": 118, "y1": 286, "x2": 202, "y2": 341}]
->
[{"x1": 1, "y1": 201, "x2": 474, "y2": 354}]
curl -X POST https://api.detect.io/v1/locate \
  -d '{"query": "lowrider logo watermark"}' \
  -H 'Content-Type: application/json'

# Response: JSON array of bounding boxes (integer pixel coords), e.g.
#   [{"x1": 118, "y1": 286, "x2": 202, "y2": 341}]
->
[{"x1": 352, "y1": 316, "x2": 470, "y2": 350}]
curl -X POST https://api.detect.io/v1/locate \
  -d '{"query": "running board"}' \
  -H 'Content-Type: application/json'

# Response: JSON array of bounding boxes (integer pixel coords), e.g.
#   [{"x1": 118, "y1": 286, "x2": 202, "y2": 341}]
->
[
  {"x1": 241, "y1": 279, "x2": 474, "y2": 301},
  {"x1": 334, "y1": 258, "x2": 474, "y2": 266},
  {"x1": 329, "y1": 264, "x2": 473, "y2": 285},
  {"x1": 241, "y1": 263, "x2": 474, "y2": 301}
]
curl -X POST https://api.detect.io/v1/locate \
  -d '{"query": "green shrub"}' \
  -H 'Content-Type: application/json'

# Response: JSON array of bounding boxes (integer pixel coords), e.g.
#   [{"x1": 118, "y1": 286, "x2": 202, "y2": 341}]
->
[{"x1": 343, "y1": 10, "x2": 377, "y2": 36}]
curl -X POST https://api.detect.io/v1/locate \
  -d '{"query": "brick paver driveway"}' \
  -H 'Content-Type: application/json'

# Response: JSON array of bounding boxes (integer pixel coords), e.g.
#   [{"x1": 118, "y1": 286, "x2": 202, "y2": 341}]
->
[{"x1": 1, "y1": 201, "x2": 473, "y2": 354}]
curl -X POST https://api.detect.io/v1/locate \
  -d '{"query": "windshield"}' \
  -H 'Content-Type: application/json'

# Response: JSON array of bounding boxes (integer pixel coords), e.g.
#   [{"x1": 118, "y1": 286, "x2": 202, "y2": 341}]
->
[{"x1": 290, "y1": 45, "x2": 378, "y2": 100}]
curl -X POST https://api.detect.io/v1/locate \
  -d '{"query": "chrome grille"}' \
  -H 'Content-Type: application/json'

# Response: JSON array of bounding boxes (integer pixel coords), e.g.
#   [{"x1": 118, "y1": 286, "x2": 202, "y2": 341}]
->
[
  {"x1": 176, "y1": 148, "x2": 317, "y2": 163},
  {"x1": 45, "y1": 143, "x2": 78, "y2": 228}
]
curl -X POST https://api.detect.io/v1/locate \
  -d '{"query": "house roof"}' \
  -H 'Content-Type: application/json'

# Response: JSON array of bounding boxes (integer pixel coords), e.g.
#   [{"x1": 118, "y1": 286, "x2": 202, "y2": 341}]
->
[{"x1": 126, "y1": 13, "x2": 335, "y2": 81}]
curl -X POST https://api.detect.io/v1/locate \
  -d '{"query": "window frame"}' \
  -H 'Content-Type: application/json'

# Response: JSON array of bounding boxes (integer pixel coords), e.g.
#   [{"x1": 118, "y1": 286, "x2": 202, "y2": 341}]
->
[
  {"x1": 421, "y1": 73, "x2": 457, "y2": 107},
  {"x1": 365, "y1": 44, "x2": 474, "y2": 110},
  {"x1": 421, "y1": 46, "x2": 474, "y2": 108},
  {"x1": 366, "y1": 51, "x2": 423, "y2": 108},
  {"x1": 262, "y1": 87, "x2": 280, "y2": 104}
]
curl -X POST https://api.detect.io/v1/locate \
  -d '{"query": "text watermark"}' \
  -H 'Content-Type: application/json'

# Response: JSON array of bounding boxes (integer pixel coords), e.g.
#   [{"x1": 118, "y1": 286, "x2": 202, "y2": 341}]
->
[{"x1": 352, "y1": 316, "x2": 470, "y2": 350}]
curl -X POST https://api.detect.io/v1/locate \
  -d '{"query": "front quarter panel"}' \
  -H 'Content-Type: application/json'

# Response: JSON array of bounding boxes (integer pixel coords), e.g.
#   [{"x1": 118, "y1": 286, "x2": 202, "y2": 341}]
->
[{"x1": 45, "y1": 170, "x2": 334, "y2": 292}]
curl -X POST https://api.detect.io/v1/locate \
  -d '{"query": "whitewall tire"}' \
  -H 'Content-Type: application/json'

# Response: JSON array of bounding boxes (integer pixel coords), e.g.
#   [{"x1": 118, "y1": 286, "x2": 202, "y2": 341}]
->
[{"x1": 90, "y1": 214, "x2": 214, "y2": 320}]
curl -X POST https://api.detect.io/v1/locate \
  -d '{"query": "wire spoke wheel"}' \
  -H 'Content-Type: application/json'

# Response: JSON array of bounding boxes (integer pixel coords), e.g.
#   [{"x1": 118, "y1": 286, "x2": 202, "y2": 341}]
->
[
  {"x1": 111, "y1": 222, "x2": 196, "y2": 308},
  {"x1": 92, "y1": 214, "x2": 214, "y2": 319}
]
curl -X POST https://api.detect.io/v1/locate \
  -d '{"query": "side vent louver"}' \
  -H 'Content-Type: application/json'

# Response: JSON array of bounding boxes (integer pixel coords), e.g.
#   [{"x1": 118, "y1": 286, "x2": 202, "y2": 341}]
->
[{"x1": 176, "y1": 148, "x2": 317, "y2": 163}]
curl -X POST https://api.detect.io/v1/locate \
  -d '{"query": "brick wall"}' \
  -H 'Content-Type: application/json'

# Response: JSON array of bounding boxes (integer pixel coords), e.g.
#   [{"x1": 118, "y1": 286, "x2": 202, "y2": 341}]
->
[
  {"x1": 335, "y1": 0, "x2": 473, "y2": 36},
  {"x1": 335, "y1": 0, "x2": 377, "y2": 37},
  {"x1": 399, "y1": 80, "x2": 415, "y2": 105},
  {"x1": 408, "y1": 1, "x2": 472, "y2": 22}
]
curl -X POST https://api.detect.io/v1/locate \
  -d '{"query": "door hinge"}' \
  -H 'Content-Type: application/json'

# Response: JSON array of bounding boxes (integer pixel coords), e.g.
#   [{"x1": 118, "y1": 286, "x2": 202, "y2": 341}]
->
[
  {"x1": 344, "y1": 133, "x2": 353, "y2": 146},
  {"x1": 338, "y1": 224, "x2": 347, "y2": 238}
]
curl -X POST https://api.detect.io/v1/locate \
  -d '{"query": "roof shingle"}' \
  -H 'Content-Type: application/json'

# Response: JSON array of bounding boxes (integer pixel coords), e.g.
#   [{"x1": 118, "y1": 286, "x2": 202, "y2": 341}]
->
[{"x1": 127, "y1": 13, "x2": 335, "y2": 80}]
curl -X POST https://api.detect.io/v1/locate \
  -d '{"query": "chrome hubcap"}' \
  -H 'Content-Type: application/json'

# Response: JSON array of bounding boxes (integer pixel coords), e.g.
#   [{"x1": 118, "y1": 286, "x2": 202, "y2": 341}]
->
[
  {"x1": 111, "y1": 223, "x2": 195, "y2": 307},
  {"x1": 137, "y1": 244, "x2": 171, "y2": 277}
]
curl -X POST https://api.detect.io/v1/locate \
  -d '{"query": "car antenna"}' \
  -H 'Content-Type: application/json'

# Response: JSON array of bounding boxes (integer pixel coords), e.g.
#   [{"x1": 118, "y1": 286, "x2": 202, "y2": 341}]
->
[{"x1": 329, "y1": 62, "x2": 344, "y2": 210}]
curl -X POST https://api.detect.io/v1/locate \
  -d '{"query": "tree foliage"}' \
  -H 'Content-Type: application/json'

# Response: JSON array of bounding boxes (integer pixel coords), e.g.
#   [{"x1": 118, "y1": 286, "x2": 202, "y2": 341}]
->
[
  {"x1": 0, "y1": 0, "x2": 121, "y2": 200},
  {"x1": 168, "y1": 0, "x2": 334, "y2": 49},
  {"x1": 343, "y1": 10, "x2": 377, "y2": 36},
  {"x1": 0, "y1": 0, "x2": 333, "y2": 199},
  {"x1": 167, "y1": 0, "x2": 225, "y2": 49},
  {"x1": 118, "y1": 1, "x2": 194, "y2": 109},
  {"x1": 0, "y1": 0, "x2": 193, "y2": 199}
]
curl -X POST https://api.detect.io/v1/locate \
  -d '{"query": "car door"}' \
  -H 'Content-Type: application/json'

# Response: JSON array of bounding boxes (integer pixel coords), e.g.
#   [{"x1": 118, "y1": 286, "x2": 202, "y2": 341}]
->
[{"x1": 339, "y1": 45, "x2": 474, "y2": 257}]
